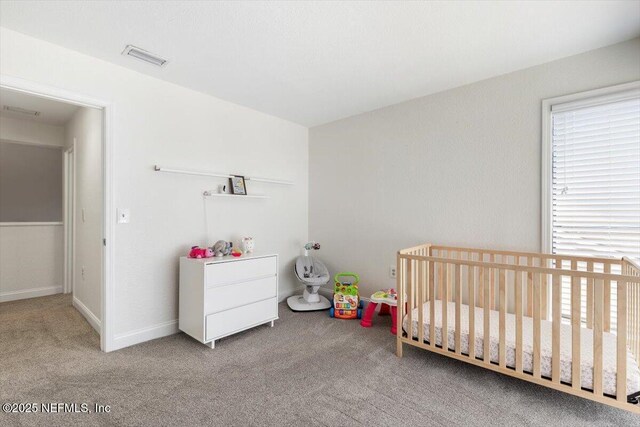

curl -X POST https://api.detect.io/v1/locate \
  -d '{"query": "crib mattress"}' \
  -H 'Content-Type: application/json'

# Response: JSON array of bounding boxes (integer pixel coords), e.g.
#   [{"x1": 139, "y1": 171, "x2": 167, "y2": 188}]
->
[{"x1": 403, "y1": 300, "x2": 640, "y2": 397}]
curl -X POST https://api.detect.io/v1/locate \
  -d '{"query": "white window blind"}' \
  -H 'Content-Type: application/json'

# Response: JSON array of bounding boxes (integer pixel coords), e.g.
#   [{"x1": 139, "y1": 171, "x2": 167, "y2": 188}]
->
[{"x1": 551, "y1": 92, "x2": 640, "y2": 329}]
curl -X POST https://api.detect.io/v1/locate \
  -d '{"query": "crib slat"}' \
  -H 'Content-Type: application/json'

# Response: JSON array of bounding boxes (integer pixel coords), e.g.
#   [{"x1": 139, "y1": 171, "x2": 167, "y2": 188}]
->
[
  {"x1": 515, "y1": 269, "x2": 523, "y2": 373},
  {"x1": 442, "y1": 262, "x2": 449, "y2": 350},
  {"x1": 449, "y1": 252, "x2": 456, "y2": 302},
  {"x1": 552, "y1": 273, "x2": 561, "y2": 383},
  {"x1": 478, "y1": 253, "x2": 484, "y2": 309},
  {"x1": 489, "y1": 254, "x2": 495, "y2": 310},
  {"x1": 468, "y1": 264, "x2": 476, "y2": 360},
  {"x1": 407, "y1": 259, "x2": 413, "y2": 342},
  {"x1": 617, "y1": 279, "x2": 627, "y2": 402},
  {"x1": 455, "y1": 264, "x2": 462, "y2": 354},
  {"x1": 571, "y1": 260, "x2": 581, "y2": 390},
  {"x1": 499, "y1": 269, "x2": 506, "y2": 368},
  {"x1": 541, "y1": 260, "x2": 548, "y2": 321},
  {"x1": 533, "y1": 272, "x2": 541, "y2": 378},
  {"x1": 604, "y1": 263, "x2": 611, "y2": 332},
  {"x1": 484, "y1": 267, "x2": 491, "y2": 365},
  {"x1": 586, "y1": 261, "x2": 594, "y2": 329},
  {"x1": 527, "y1": 257, "x2": 534, "y2": 317},
  {"x1": 429, "y1": 260, "x2": 436, "y2": 349},
  {"x1": 418, "y1": 260, "x2": 424, "y2": 344},
  {"x1": 438, "y1": 254, "x2": 444, "y2": 302},
  {"x1": 593, "y1": 278, "x2": 603, "y2": 396}
]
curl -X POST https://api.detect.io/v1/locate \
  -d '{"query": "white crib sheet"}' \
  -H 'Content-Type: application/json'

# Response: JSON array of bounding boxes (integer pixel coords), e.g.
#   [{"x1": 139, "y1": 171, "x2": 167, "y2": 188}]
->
[{"x1": 403, "y1": 300, "x2": 640, "y2": 397}]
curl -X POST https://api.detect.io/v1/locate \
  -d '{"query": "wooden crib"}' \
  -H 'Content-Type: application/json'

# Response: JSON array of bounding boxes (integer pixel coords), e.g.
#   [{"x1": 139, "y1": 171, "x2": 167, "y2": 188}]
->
[{"x1": 396, "y1": 244, "x2": 640, "y2": 413}]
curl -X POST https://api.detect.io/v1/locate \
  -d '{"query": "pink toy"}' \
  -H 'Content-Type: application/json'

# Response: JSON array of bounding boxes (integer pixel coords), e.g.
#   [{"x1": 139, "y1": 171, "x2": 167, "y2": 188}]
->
[
  {"x1": 360, "y1": 289, "x2": 398, "y2": 334},
  {"x1": 188, "y1": 246, "x2": 214, "y2": 259}
]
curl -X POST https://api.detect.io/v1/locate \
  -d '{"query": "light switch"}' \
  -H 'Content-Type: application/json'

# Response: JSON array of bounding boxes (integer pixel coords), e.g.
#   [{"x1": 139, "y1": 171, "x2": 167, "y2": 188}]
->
[{"x1": 117, "y1": 208, "x2": 130, "y2": 224}]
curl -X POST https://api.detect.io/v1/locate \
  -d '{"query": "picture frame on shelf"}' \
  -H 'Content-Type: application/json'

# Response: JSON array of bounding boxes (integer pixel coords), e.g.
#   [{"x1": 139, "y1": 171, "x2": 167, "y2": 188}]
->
[{"x1": 229, "y1": 175, "x2": 247, "y2": 195}]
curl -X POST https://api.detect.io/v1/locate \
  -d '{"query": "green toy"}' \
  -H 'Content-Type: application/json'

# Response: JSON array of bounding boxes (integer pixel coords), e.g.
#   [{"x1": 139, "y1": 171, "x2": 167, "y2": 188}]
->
[{"x1": 329, "y1": 272, "x2": 363, "y2": 319}]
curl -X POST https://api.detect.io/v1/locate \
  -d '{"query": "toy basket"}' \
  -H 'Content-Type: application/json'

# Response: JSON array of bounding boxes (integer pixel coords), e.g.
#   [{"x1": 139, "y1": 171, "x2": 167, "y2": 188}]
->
[{"x1": 329, "y1": 272, "x2": 363, "y2": 319}]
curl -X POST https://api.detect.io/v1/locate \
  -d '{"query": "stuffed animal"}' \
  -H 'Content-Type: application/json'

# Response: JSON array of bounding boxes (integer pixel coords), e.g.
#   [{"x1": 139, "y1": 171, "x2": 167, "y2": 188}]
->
[
  {"x1": 211, "y1": 240, "x2": 233, "y2": 257},
  {"x1": 189, "y1": 246, "x2": 214, "y2": 259},
  {"x1": 241, "y1": 237, "x2": 255, "y2": 253}
]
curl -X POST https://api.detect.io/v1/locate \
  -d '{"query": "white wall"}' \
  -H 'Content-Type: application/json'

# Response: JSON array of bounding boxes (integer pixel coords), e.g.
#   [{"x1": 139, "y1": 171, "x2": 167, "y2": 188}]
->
[
  {"x1": 0, "y1": 224, "x2": 63, "y2": 302},
  {"x1": 0, "y1": 114, "x2": 64, "y2": 302},
  {"x1": 0, "y1": 27, "x2": 308, "y2": 350},
  {"x1": 0, "y1": 114, "x2": 65, "y2": 147},
  {"x1": 65, "y1": 107, "x2": 103, "y2": 328},
  {"x1": 309, "y1": 38, "x2": 640, "y2": 297}
]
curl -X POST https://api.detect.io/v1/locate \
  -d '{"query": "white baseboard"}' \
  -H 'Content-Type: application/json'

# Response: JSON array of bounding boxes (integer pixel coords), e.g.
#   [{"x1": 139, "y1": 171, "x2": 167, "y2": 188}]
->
[
  {"x1": 0, "y1": 286, "x2": 63, "y2": 303},
  {"x1": 111, "y1": 319, "x2": 179, "y2": 351},
  {"x1": 108, "y1": 287, "x2": 314, "y2": 352},
  {"x1": 72, "y1": 296, "x2": 101, "y2": 333}
]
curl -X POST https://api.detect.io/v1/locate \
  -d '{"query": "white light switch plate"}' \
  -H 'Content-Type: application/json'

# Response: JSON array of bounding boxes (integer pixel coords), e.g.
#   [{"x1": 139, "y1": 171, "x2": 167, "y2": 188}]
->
[{"x1": 117, "y1": 208, "x2": 130, "y2": 224}]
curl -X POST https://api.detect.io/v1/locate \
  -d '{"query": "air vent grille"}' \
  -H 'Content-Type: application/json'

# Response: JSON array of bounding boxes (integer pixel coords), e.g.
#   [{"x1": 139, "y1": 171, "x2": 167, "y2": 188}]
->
[{"x1": 121, "y1": 45, "x2": 168, "y2": 67}]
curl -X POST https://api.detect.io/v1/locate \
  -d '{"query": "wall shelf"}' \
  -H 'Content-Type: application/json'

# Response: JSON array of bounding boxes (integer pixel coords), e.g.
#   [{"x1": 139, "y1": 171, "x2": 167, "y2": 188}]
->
[
  {"x1": 155, "y1": 165, "x2": 293, "y2": 186},
  {"x1": 203, "y1": 191, "x2": 268, "y2": 199}
]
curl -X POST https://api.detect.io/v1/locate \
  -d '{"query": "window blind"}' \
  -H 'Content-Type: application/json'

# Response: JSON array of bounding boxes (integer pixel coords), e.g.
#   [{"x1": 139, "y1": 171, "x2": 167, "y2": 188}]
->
[{"x1": 551, "y1": 93, "x2": 640, "y2": 330}]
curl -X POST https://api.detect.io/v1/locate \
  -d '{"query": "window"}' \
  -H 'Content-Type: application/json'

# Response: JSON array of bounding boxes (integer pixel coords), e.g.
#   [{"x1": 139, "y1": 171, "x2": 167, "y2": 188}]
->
[{"x1": 542, "y1": 82, "x2": 640, "y2": 329}]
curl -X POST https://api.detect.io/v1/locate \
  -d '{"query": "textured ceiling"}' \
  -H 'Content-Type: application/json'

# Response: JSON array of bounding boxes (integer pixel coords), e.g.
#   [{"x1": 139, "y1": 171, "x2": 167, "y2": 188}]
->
[{"x1": 0, "y1": 1, "x2": 638, "y2": 127}]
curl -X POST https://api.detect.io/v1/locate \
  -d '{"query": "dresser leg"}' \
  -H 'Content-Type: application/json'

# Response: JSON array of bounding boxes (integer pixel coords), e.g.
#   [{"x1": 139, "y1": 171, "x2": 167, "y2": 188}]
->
[
  {"x1": 206, "y1": 340, "x2": 215, "y2": 349},
  {"x1": 270, "y1": 320, "x2": 274, "y2": 327}
]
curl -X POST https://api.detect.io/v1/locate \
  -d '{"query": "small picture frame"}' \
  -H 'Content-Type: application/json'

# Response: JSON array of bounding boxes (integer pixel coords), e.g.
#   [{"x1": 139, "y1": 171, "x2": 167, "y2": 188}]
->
[{"x1": 229, "y1": 175, "x2": 247, "y2": 195}]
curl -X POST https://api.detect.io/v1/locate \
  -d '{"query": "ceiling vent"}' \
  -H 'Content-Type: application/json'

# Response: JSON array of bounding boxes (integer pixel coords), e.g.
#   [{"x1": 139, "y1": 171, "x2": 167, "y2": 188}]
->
[
  {"x1": 3, "y1": 105, "x2": 40, "y2": 117},
  {"x1": 122, "y1": 45, "x2": 168, "y2": 67}
]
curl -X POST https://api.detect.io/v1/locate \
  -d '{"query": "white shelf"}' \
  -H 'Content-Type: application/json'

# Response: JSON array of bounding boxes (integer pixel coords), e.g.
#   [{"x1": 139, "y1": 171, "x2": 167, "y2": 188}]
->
[
  {"x1": 203, "y1": 191, "x2": 268, "y2": 199},
  {"x1": 155, "y1": 165, "x2": 293, "y2": 185}
]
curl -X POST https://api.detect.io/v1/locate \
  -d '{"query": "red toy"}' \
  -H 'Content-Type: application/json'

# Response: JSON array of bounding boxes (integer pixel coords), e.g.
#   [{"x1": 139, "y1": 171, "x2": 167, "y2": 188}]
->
[
  {"x1": 360, "y1": 289, "x2": 398, "y2": 334},
  {"x1": 188, "y1": 246, "x2": 214, "y2": 259}
]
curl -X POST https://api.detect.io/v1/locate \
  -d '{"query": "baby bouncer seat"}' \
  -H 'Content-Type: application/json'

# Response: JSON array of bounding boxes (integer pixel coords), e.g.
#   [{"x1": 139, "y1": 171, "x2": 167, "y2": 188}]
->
[{"x1": 287, "y1": 242, "x2": 331, "y2": 311}]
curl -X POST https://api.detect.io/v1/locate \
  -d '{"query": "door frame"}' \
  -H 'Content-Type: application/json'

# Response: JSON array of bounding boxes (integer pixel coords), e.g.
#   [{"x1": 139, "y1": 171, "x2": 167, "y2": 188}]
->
[
  {"x1": 0, "y1": 75, "x2": 115, "y2": 352},
  {"x1": 63, "y1": 143, "x2": 75, "y2": 294}
]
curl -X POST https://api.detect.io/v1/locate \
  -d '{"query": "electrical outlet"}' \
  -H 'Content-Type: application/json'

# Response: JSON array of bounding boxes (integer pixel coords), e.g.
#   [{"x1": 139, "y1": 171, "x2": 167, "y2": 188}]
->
[
  {"x1": 82, "y1": 266, "x2": 86, "y2": 280},
  {"x1": 82, "y1": 208, "x2": 86, "y2": 223},
  {"x1": 389, "y1": 266, "x2": 397, "y2": 279}
]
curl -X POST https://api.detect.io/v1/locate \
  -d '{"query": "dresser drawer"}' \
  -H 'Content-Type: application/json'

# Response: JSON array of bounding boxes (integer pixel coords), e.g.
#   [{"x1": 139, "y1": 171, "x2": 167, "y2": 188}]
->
[
  {"x1": 205, "y1": 297, "x2": 277, "y2": 341},
  {"x1": 205, "y1": 256, "x2": 276, "y2": 287},
  {"x1": 204, "y1": 276, "x2": 277, "y2": 314}
]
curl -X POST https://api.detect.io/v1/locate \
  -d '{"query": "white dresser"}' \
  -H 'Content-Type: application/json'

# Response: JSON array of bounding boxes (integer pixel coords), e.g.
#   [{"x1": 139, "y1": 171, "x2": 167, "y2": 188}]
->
[{"x1": 179, "y1": 253, "x2": 278, "y2": 348}]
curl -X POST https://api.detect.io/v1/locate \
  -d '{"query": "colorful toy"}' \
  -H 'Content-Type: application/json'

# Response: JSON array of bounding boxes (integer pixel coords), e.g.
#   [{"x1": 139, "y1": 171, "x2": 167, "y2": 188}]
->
[
  {"x1": 360, "y1": 289, "x2": 398, "y2": 334},
  {"x1": 231, "y1": 249, "x2": 243, "y2": 257},
  {"x1": 211, "y1": 240, "x2": 232, "y2": 257},
  {"x1": 188, "y1": 246, "x2": 214, "y2": 259},
  {"x1": 304, "y1": 241, "x2": 321, "y2": 252},
  {"x1": 329, "y1": 272, "x2": 363, "y2": 319}
]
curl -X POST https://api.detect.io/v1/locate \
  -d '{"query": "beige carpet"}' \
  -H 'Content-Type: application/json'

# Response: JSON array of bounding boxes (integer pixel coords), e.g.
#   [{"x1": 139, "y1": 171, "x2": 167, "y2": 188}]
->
[{"x1": 0, "y1": 294, "x2": 637, "y2": 426}]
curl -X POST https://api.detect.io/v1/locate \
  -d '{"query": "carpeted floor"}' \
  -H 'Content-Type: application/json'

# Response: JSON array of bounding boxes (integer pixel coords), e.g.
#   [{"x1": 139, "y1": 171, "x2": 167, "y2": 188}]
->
[{"x1": 0, "y1": 294, "x2": 637, "y2": 426}]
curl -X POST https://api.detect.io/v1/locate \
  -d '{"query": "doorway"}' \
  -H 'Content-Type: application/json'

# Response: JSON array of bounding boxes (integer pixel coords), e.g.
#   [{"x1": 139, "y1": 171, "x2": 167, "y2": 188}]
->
[{"x1": 0, "y1": 75, "x2": 113, "y2": 352}]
